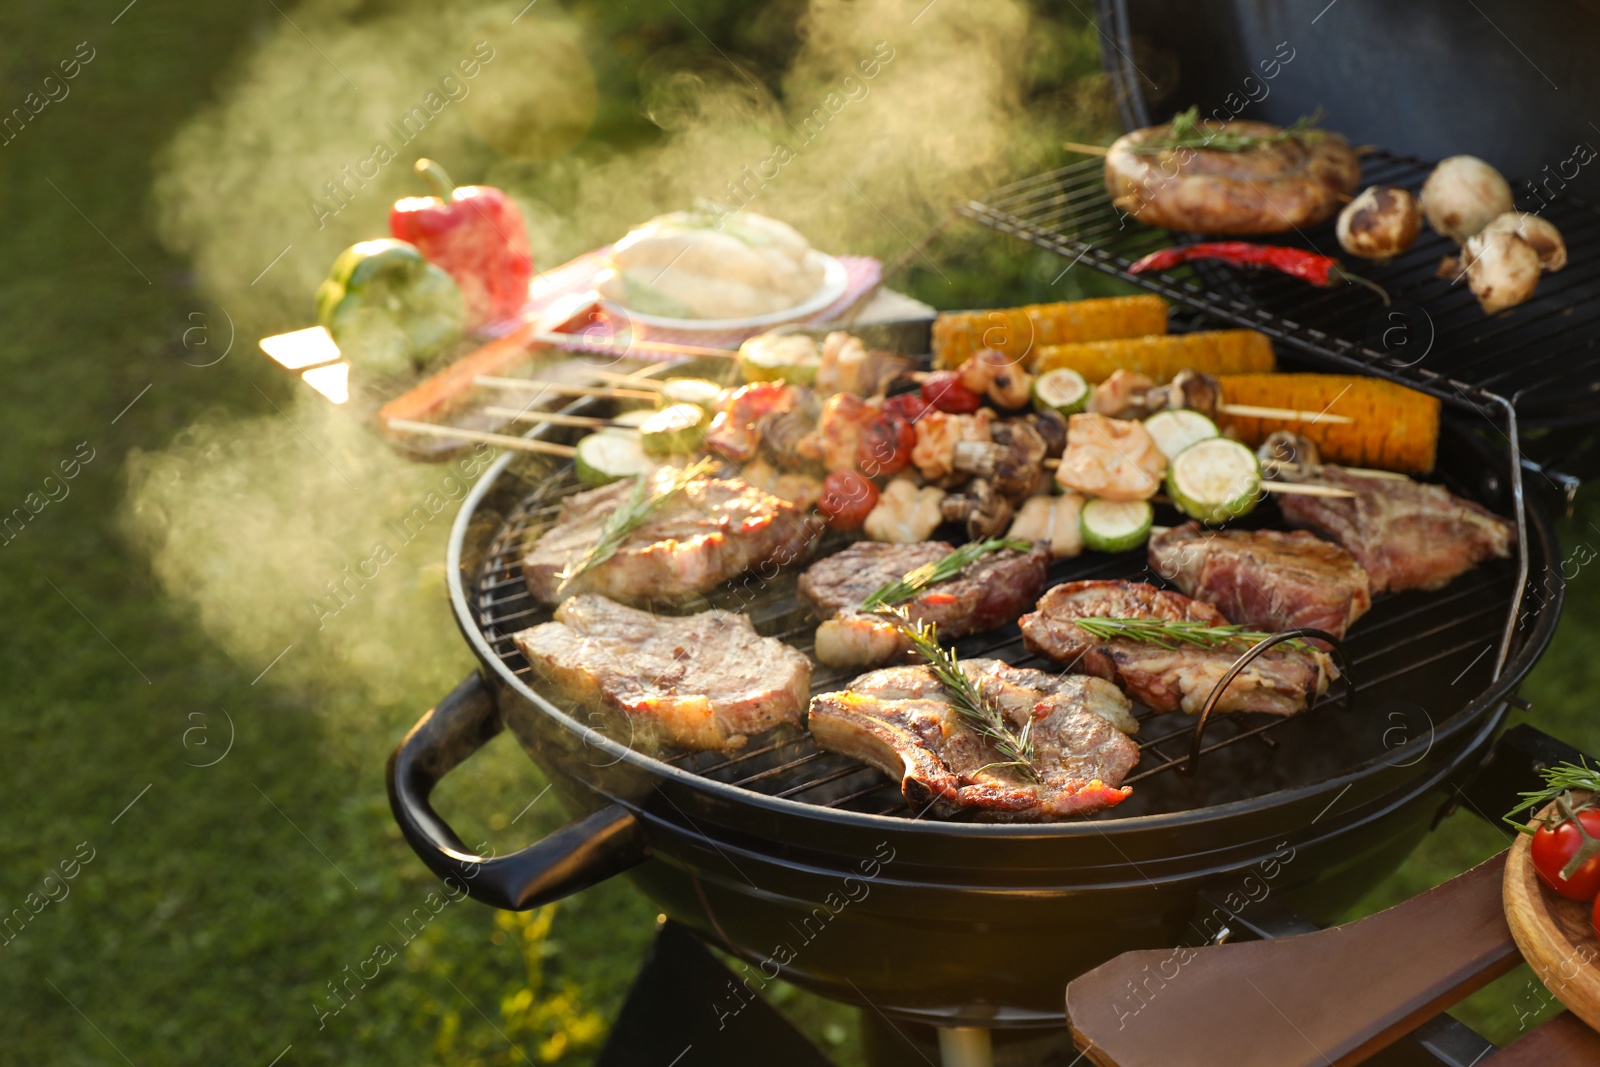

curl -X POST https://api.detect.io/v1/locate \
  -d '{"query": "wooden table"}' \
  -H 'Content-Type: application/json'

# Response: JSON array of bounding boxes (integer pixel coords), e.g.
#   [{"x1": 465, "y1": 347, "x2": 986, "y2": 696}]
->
[{"x1": 1066, "y1": 851, "x2": 1600, "y2": 1066}]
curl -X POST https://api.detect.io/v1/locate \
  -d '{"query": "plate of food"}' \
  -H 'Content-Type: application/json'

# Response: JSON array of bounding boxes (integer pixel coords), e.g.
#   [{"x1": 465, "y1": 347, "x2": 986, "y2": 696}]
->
[{"x1": 593, "y1": 209, "x2": 851, "y2": 332}]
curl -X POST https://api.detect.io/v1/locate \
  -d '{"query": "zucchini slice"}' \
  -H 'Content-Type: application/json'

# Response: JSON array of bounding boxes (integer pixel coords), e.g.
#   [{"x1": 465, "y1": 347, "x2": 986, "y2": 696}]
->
[
  {"x1": 1032, "y1": 368, "x2": 1090, "y2": 416},
  {"x1": 1166, "y1": 437, "x2": 1261, "y2": 523},
  {"x1": 576, "y1": 432, "x2": 654, "y2": 487},
  {"x1": 1080, "y1": 498, "x2": 1154, "y2": 553},
  {"x1": 658, "y1": 377, "x2": 724, "y2": 411},
  {"x1": 1143, "y1": 409, "x2": 1218, "y2": 460},
  {"x1": 639, "y1": 402, "x2": 708, "y2": 455},
  {"x1": 737, "y1": 333, "x2": 820, "y2": 385}
]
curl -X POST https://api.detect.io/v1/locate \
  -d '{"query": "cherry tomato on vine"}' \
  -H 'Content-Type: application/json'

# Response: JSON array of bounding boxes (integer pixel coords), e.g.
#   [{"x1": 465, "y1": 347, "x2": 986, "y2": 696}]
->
[{"x1": 1530, "y1": 804, "x2": 1600, "y2": 902}]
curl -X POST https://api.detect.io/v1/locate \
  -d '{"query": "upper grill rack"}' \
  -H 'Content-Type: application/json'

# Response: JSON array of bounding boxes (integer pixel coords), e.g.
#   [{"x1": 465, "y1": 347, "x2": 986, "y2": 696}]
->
[
  {"x1": 469, "y1": 461, "x2": 1517, "y2": 821},
  {"x1": 958, "y1": 151, "x2": 1600, "y2": 424}
]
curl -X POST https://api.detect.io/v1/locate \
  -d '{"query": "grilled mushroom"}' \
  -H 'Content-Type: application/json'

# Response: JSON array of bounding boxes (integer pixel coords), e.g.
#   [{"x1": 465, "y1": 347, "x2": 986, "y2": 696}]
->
[
  {"x1": 1258, "y1": 431, "x2": 1321, "y2": 474},
  {"x1": 941, "y1": 478, "x2": 1014, "y2": 539},
  {"x1": 1028, "y1": 409, "x2": 1068, "y2": 458},
  {"x1": 1146, "y1": 370, "x2": 1223, "y2": 420},
  {"x1": 950, "y1": 420, "x2": 1047, "y2": 499}
]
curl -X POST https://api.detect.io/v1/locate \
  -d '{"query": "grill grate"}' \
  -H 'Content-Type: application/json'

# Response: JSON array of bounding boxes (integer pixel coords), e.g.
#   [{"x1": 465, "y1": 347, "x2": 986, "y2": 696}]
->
[
  {"x1": 958, "y1": 151, "x2": 1600, "y2": 424},
  {"x1": 469, "y1": 461, "x2": 1520, "y2": 821}
]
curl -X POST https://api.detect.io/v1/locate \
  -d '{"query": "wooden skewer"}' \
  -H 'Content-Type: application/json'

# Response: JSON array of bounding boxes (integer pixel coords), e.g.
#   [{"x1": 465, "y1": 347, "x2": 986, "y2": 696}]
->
[
  {"x1": 384, "y1": 418, "x2": 577, "y2": 457},
  {"x1": 1219, "y1": 402, "x2": 1353, "y2": 426},
  {"x1": 530, "y1": 331, "x2": 738, "y2": 360},
  {"x1": 475, "y1": 376, "x2": 660, "y2": 402},
  {"x1": 1039, "y1": 457, "x2": 1356, "y2": 498},
  {"x1": 586, "y1": 368, "x2": 667, "y2": 390},
  {"x1": 1062, "y1": 140, "x2": 1111, "y2": 157},
  {"x1": 483, "y1": 407, "x2": 635, "y2": 430}
]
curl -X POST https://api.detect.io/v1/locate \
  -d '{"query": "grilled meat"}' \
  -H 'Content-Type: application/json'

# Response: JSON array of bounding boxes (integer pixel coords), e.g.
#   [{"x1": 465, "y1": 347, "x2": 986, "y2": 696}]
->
[
  {"x1": 514, "y1": 594, "x2": 811, "y2": 751},
  {"x1": 807, "y1": 659, "x2": 1140, "y2": 820},
  {"x1": 522, "y1": 470, "x2": 821, "y2": 606},
  {"x1": 1018, "y1": 580, "x2": 1335, "y2": 716},
  {"x1": 799, "y1": 540, "x2": 1051, "y2": 668},
  {"x1": 1105, "y1": 119, "x2": 1361, "y2": 235},
  {"x1": 1275, "y1": 465, "x2": 1515, "y2": 593},
  {"x1": 1148, "y1": 523, "x2": 1372, "y2": 639}
]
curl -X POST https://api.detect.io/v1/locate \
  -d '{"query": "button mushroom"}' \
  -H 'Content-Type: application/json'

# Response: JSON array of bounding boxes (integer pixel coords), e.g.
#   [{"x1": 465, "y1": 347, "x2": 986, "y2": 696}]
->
[
  {"x1": 1420, "y1": 155, "x2": 1513, "y2": 244},
  {"x1": 1462, "y1": 228, "x2": 1542, "y2": 314},
  {"x1": 941, "y1": 478, "x2": 1014, "y2": 540},
  {"x1": 950, "y1": 419, "x2": 1047, "y2": 499},
  {"x1": 1336, "y1": 185, "x2": 1423, "y2": 262},
  {"x1": 1144, "y1": 369, "x2": 1223, "y2": 420},
  {"x1": 1480, "y1": 211, "x2": 1567, "y2": 272}
]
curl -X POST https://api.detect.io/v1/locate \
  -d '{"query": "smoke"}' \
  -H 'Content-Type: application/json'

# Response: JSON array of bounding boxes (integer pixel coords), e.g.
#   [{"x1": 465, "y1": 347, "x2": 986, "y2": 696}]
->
[{"x1": 132, "y1": 0, "x2": 1055, "y2": 703}]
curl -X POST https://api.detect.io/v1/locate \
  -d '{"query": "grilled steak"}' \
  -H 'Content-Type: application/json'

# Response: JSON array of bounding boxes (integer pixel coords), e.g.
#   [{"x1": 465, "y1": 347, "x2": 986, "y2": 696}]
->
[
  {"x1": 807, "y1": 659, "x2": 1139, "y2": 820},
  {"x1": 513, "y1": 595, "x2": 811, "y2": 751},
  {"x1": 1148, "y1": 523, "x2": 1372, "y2": 639},
  {"x1": 798, "y1": 540, "x2": 1051, "y2": 668},
  {"x1": 1275, "y1": 466, "x2": 1515, "y2": 593},
  {"x1": 1018, "y1": 580, "x2": 1335, "y2": 716},
  {"x1": 522, "y1": 470, "x2": 821, "y2": 606}
]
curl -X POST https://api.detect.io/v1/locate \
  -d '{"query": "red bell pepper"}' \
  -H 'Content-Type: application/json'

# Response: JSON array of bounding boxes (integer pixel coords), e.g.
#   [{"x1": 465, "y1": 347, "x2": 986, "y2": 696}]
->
[{"x1": 389, "y1": 159, "x2": 534, "y2": 329}]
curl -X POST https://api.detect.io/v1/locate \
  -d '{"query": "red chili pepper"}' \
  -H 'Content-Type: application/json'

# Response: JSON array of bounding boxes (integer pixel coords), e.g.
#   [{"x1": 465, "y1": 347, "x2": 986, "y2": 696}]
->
[
  {"x1": 390, "y1": 159, "x2": 535, "y2": 329},
  {"x1": 1128, "y1": 241, "x2": 1388, "y2": 303}
]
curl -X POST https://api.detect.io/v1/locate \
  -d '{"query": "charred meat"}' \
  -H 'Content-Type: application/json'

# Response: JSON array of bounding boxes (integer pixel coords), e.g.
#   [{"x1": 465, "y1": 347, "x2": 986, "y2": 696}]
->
[
  {"x1": 1018, "y1": 580, "x2": 1336, "y2": 716},
  {"x1": 514, "y1": 595, "x2": 811, "y2": 751},
  {"x1": 808, "y1": 659, "x2": 1140, "y2": 820},
  {"x1": 799, "y1": 541, "x2": 1050, "y2": 668},
  {"x1": 1275, "y1": 465, "x2": 1515, "y2": 593},
  {"x1": 1148, "y1": 523, "x2": 1372, "y2": 639},
  {"x1": 522, "y1": 470, "x2": 821, "y2": 606}
]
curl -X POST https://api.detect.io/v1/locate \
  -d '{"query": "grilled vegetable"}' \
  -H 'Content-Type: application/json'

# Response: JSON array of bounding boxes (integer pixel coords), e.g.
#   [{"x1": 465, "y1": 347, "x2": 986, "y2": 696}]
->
[
  {"x1": 575, "y1": 432, "x2": 654, "y2": 487},
  {"x1": 639, "y1": 403, "x2": 708, "y2": 455},
  {"x1": 1420, "y1": 156, "x2": 1513, "y2": 244},
  {"x1": 1143, "y1": 409, "x2": 1218, "y2": 460},
  {"x1": 1337, "y1": 186, "x2": 1422, "y2": 262},
  {"x1": 606, "y1": 409, "x2": 654, "y2": 433},
  {"x1": 1031, "y1": 330, "x2": 1274, "y2": 384},
  {"x1": 1462, "y1": 229, "x2": 1541, "y2": 315},
  {"x1": 738, "y1": 332, "x2": 820, "y2": 385},
  {"x1": 1032, "y1": 368, "x2": 1090, "y2": 416},
  {"x1": 932, "y1": 296, "x2": 1169, "y2": 369},
  {"x1": 1217, "y1": 373, "x2": 1440, "y2": 474},
  {"x1": 1481, "y1": 212, "x2": 1567, "y2": 272},
  {"x1": 920, "y1": 370, "x2": 983, "y2": 414},
  {"x1": 1129, "y1": 243, "x2": 1390, "y2": 302},
  {"x1": 941, "y1": 479, "x2": 1013, "y2": 540},
  {"x1": 1080, "y1": 499, "x2": 1154, "y2": 553},
  {"x1": 658, "y1": 377, "x2": 724, "y2": 411},
  {"x1": 1166, "y1": 438, "x2": 1261, "y2": 523},
  {"x1": 856, "y1": 414, "x2": 916, "y2": 478},
  {"x1": 818, "y1": 469, "x2": 879, "y2": 531}
]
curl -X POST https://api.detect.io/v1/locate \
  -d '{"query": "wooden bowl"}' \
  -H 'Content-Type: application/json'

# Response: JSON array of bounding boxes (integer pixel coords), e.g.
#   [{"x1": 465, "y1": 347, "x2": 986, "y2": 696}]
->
[{"x1": 1503, "y1": 802, "x2": 1600, "y2": 1029}]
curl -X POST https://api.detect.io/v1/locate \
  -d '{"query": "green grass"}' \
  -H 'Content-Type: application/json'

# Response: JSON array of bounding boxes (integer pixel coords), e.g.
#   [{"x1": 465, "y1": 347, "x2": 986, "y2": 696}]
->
[{"x1": 4, "y1": 1, "x2": 1599, "y2": 1063}]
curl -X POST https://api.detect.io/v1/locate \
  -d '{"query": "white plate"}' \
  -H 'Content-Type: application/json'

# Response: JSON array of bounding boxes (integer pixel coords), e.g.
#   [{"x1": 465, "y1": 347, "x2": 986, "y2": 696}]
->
[{"x1": 599, "y1": 253, "x2": 851, "y2": 333}]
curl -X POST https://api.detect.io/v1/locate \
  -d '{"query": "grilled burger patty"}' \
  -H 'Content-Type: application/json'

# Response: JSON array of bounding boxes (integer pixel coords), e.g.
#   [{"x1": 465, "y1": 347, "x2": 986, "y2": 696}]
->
[
  {"x1": 1104, "y1": 120, "x2": 1361, "y2": 235},
  {"x1": 514, "y1": 594, "x2": 812, "y2": 752},
  {"x1": 807, "y1": 658, "x2": 1140, "y2": 820}
]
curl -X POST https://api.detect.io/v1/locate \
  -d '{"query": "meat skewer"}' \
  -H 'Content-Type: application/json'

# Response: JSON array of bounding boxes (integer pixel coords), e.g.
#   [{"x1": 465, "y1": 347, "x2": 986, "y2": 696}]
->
[{"x1": 384, "y1": 417, "x2": 577, "y2": 457}]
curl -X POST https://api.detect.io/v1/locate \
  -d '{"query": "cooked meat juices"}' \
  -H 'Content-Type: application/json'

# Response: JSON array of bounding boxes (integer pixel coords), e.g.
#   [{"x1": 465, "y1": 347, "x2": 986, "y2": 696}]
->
[
  {"x1": 522, "y1": 471, "x2": 821, "y2": 606},
  {"x1": 514, "y1": 595, "x2": 811, "y2": 752},
  {"x1": 807, "y1": 659, "x2": 1139, "y2": 819},
  {"x1": 798, "y1": 540, "x2": 1051, "y2": 668},
  {"x1": 1148, "y1": 523, "x2": 1372, "y2": 639},
  {"x1": 1018, "y1": 580, "x2": 1335, "y2": 716},
  {"x1": 1273, "y1": 465, "x2": 1516, "y2": 594}
]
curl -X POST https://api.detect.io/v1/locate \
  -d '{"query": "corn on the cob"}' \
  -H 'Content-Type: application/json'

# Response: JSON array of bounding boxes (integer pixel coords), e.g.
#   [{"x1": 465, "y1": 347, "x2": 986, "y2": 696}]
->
[
  {"x1": 932, "y1": 296, "x2": 1169, "y2": 369},
  {"x1": 1217, "y1": 374, "x2": 1440, "y2": 474},
  {"x1": 1031, "y1": 330, "x2": 1275, "y2": 383}
]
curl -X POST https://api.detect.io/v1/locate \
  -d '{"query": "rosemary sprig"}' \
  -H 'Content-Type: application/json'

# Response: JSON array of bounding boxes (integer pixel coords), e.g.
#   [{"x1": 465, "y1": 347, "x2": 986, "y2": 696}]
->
[
  {"x1": 1131, "y1": 106, "x2": 1325, "y2": 154},
  {"x1": 1073, "y1": 617, "x2": 1315, "y2": 654},
  {"x1": 556, "y1": 457, "x2": 716, "y2": 594},
  {"x1": 858, "y1": 537, "x2": 1031, "y2": 612},
  {"x1": 874, "y1": 609, "x2": 1038, "y2": 781},
  {"x1": 1503, "y1": 760, "x2": 1600, "y2": 834}
]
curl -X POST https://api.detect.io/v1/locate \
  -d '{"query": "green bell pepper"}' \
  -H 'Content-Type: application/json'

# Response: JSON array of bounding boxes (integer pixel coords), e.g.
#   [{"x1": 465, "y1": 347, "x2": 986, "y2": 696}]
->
[{"x1": 315, "y1": 238, "x2": 463, "y2": 376}]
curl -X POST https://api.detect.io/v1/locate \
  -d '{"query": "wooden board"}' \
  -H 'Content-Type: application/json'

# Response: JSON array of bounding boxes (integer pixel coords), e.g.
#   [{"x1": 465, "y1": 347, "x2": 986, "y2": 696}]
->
[{"x1": 1503, "y1": 808, "x2": 1600, "y2": 1031}]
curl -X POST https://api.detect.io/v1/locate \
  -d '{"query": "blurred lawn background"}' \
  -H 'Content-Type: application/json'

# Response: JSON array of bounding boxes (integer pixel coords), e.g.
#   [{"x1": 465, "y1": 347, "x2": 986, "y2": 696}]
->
[{"x1": 1, "y1": 1, "x2": 1597, "y2": 1063}]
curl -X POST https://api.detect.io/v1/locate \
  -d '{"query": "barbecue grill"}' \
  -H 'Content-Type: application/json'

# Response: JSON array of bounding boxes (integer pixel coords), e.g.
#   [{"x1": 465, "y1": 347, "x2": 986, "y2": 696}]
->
[{"x1": 384, "y1": 10, "x2": 1595, "y2": 1061}]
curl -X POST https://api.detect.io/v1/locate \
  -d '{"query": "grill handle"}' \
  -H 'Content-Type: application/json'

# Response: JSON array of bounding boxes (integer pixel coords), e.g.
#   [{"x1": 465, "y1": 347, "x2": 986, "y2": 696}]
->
[{"x1": 386, "y1": 671, "x2": 647, "y2": 910}]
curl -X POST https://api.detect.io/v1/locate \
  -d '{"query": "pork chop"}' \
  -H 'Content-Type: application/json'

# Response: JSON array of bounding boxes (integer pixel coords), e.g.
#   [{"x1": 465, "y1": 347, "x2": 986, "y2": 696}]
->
[
  {"x1": 807, "y1": 659, "x2": 1140, "y2": 820},
  {"x1": 522, "y1": 470, "x2": 821, "y2": 606},
  {"x1": 1018, "y1": 580, "x2": 1335, "y2": 716},
  {"x1": 513, "y1": 594, "x2": 812, "y2": 751},
  {"x1": 799, "y1": 540, "x2": 1051, "y2": 668},
  {"x1": 1148, "y1": 523, "x2": 1372, "y2": 638}
]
